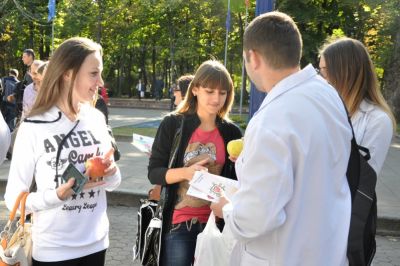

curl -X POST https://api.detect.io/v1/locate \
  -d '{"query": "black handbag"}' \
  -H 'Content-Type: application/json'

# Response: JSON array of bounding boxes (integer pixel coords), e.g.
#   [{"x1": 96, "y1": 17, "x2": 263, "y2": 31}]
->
[{"x1": 133, "y1": 116, "x2": 184, "y2": 266}]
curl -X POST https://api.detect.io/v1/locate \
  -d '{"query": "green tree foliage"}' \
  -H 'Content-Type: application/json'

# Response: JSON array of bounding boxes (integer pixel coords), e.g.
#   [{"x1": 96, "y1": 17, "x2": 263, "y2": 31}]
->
[{"x1": 0, "y1": 0, "x2": 398, "y2": 116}]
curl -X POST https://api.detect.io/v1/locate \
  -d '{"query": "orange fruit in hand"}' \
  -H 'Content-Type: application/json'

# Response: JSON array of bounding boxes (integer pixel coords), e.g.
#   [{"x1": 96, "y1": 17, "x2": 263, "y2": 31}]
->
[
  {"x1": 85, "y1": 157, "x2": 107, "y2": 179},
  {"x1": 85, "y1": 148, "x2": 114, "y2": 180}
]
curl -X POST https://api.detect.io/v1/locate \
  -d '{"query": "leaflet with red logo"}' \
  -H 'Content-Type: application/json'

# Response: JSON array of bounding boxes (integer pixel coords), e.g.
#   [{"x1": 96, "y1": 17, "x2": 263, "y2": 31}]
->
[{"x1": 187, "y1": 171, "x2": 238, "y2": 202}]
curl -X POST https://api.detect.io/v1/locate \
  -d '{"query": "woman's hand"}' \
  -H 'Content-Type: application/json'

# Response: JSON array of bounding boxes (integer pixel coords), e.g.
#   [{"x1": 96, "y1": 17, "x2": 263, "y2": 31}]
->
[
  {"x1": 229, "y1": 155, "x2": 238, "y2": 162},
  {"x1": 84, "y1": 158, "x2": 117, "y2": 187},
  {"x1": 165, "y1": 158, "x2": 210, "y2": 184},
  {"x1": 184, "y1": 158, "x2": 210, "y2": 181},
  {"x1": 56, "y1": 178, "x2": 75, "y2": 200},
  {"x1": 102, "y1": 157, "x2": 118, "y2": 178}
]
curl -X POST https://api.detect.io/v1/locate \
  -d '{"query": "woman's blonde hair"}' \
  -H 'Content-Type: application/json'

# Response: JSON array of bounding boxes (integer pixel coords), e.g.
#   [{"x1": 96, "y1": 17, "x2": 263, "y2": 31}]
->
[
  {"x1": 175, "y1": 60, "x2": 234, "y2": 120},
  {"x1": 28, "y1": 37, "x2": 102, "y2": 117},
  {"x1": 320, "y1": 37, "x2": 396, "y2": 129}
]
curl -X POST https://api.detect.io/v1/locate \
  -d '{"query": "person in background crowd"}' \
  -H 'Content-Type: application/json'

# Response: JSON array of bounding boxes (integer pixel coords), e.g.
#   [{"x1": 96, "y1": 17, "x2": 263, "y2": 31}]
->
[
  {"x1": 136, "y1": 79, "x2": 144, "y2": 101},
  {"x1": 37, "y1": 61, "x2": 48, "y2": 81},
  {"x1": 0, "y1": 114, "x2": 10, "y2": 165},
  {"x1": 211, "y1": 12, "x2": 352, "y2": 266},
  {"x1": 21, "y1": 48, "x2": 35, "y2": 85},
  {"x1": 148, "y1": 60, "x2": 242, "y2": 265},
  {"x1": 169, "y1": 83, "x2": 177, "y2": 111},
  {"x1": 14, "y1": 49, "x2": 35, "y2": 121},
  {"x1": 95, "y1": 88, "x2": 109, "y2": 124},
  {"x1": 21, "y1": 60, "x2": 44, "y2": 120},
  {"x1": 5, "y1": 37, "x2": 121, "y2": 266},
  {"x1": 100, "y1": 86, "x2": 109, "y2": 104},
  {"x1": 1, "y1": 69, "x2": 19, "y2": 131},
  {"x1": 154, "y1": 77, "x2": 164, "y2": 101},
  {"x1": 319, "y1": 37, "x2": 395, "y2": 175},
  {"x1": 174, "y1": 74, "x2": 194, "y2": 106}
]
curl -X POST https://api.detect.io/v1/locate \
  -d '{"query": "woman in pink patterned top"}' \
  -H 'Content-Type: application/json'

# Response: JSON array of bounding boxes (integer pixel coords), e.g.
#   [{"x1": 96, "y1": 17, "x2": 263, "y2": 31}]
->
[{"x1": 148, "y1": 60, "x2": 242, "y2": 266}]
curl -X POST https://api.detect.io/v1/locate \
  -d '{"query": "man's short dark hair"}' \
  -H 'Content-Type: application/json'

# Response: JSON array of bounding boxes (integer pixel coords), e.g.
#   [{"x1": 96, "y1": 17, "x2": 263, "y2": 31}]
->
[
  {"x1": 9, "y1": 69, "x2": 19, "y2": 77},
  {"x1": 244, "y1": 11, "x2": 302, "y2": 69},
  {"x1": 23, "y1": 49, "x2": 35, "y2": 59}
]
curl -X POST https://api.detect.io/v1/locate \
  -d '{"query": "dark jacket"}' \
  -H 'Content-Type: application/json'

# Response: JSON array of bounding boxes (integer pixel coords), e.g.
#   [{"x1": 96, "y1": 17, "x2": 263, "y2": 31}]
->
[
  {"x1": 148, "y1": 112, "x2": 243, "y2": 232},
  {"x1": 1, "y1": 76, "x2": 19, "y2": 103}
]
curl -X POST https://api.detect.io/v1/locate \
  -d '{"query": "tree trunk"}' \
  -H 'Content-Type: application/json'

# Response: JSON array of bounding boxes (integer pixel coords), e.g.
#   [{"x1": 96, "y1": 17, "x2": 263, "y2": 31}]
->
[
  {"x1": 383, "y1": 15, "x2": 400, "y2": 120},
  {"x1": 97, "y1": 0, "x2": 103, "y2": 43},
  {"x1": 152, "y1": 42, "x2": 156, "y2": 96}
]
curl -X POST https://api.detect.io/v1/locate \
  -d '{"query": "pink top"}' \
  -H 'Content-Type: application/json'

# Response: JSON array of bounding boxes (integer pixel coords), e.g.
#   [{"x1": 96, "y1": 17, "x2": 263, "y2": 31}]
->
[{"x1": 172, "y1": 127, "x2": 225, "y2": 224}]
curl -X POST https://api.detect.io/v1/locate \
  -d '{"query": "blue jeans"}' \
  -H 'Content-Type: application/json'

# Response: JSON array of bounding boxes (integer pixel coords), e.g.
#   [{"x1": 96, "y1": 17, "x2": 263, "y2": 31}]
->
[{"x1": 161, "y1": 218, "x2": 206, "y2": 266}]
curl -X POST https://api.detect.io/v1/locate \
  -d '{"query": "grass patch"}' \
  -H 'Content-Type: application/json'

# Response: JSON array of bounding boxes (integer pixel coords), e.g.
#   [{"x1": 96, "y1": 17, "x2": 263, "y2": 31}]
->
[
  {"x1": 112, "y1": 127, "x2": 157, "y2": 138},
  {"x1": 230, "y1": 113, "x2": 248, "y2": 130},
  {"x1": 113, "y1": 114, "x2": 249, "y2": 138}
]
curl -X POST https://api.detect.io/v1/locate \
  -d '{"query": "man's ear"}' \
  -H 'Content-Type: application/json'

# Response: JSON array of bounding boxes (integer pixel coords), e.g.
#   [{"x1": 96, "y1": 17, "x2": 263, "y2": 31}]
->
[{"x1": 250, "y1": 50, "x2": 262, "y2": 70}]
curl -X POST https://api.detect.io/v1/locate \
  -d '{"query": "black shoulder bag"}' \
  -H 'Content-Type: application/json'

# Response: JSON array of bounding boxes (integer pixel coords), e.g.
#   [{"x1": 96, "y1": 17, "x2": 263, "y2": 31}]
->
[
  {"x1": 133, "y1": 115, "x2": 184, "y2": 266},
  {"x1": 340, "y1": 100, "x2": 377, "y2": 266}
]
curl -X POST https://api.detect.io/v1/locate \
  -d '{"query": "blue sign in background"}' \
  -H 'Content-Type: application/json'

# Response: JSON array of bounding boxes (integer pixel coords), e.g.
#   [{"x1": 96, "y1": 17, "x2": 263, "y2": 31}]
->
[{"x1": 249, "y1": 0, "x2": 275, "y2": 119}]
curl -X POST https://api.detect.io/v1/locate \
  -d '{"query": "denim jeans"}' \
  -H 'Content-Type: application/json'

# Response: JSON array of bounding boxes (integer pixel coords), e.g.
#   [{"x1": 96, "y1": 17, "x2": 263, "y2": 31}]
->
[{"x1": 161, "y1": 218, "x2": 206, "y2": 266}]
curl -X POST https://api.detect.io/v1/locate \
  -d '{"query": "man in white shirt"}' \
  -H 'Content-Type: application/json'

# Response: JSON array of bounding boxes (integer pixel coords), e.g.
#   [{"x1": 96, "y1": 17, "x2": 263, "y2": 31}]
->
[
  {"x1": 211, "y1": 12, "x2": 352, "y2": 266},
  {"x1": 136, "y1": 79, "x2": 144, "y2": 101},
  {"x1": 0, "y1": 114, "x2": 10, "y2": 165}
]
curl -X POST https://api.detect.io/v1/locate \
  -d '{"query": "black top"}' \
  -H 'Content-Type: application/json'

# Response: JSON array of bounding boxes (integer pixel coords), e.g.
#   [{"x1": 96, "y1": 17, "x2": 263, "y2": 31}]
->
[{"x1": 148, "y1": 112, "x2": 243, "y2": 232}]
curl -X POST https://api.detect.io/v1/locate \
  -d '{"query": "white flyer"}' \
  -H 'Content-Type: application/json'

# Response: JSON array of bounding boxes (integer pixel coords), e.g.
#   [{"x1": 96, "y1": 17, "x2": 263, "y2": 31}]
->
[
  {"x1": 187, "y1": 171, "x2": 239, "y2": 202},
  {"x1": 132, "y1": 134, "x2": 154, "y2": 154}
]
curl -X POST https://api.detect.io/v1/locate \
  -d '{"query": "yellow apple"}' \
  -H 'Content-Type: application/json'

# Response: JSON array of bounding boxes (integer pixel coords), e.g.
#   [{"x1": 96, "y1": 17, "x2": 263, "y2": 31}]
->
[{"x1": 227, "y1": 139, "x2": 243, "y2": 157}]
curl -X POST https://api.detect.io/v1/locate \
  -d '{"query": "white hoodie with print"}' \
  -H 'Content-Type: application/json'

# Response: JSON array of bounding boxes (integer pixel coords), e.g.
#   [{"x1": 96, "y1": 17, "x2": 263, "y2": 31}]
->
[{"x1": 5, "y1": 104, "x2": 121, "y2": 262}]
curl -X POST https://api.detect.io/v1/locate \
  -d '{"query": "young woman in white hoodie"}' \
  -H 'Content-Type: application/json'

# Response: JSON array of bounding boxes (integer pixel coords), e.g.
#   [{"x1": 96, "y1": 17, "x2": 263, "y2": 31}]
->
[
  {"x1": 5, "y1": 37, "x2": 121, "y2": 265},
  {"x1": 319, "y1": 37, "x2": 396, "y2": 175}
]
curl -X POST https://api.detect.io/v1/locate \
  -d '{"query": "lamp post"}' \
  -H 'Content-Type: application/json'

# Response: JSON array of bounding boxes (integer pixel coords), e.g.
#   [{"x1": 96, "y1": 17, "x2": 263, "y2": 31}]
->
[
  {"x1": 239, "y1": 2, "x2": 249, "y2": 116},
  {"x1": 224, "y1": 0, "x2": 231, "y2": 66}
]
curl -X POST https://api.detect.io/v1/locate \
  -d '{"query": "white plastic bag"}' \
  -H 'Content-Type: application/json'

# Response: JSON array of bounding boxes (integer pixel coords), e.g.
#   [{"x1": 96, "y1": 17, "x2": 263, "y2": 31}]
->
[{"x1": 194, "y1": 212, "x2": 236, "y2": 266}]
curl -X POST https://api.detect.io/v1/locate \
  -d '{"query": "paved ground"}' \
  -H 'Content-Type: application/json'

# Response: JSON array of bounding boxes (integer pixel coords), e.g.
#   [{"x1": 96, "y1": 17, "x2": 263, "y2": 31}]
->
[
  {"x1": 1, "y1": 107, "x2": 400, "y2": 265},
  {"x1": 0, "y1": 200, "x2": 398, "y2": 266}
]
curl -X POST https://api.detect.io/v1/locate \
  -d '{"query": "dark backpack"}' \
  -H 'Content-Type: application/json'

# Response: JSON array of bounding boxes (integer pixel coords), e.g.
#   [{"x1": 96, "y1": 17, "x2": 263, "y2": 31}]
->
[
  {"x1": 346, "y1": 118, "x2": 377, "y2": 266},
  {"x1": 14, "y1": 81, "x2": 26, "y2": 118}
]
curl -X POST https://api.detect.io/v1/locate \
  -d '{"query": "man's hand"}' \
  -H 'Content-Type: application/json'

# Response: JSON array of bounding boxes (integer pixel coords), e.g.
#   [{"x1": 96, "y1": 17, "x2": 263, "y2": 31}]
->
[{"x1": 210, "y1": 196, "x2": 230, "y2": 218}]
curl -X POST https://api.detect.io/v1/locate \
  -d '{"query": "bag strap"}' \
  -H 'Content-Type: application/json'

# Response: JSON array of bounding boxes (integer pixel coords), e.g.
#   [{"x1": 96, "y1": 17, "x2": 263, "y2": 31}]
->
[
  {"x1": 8, "y1": 192, "x2": 28, "y2": 223},
  {"x1": 55, "y1": 120, "x2": 80, "y2": 183},
  {"x1": 339, "y1": 97, "x2": 371, "y2": 161},
  {"x1": 1, "y1": 192, "x2": 29, "y2": 249},
  {"x1": 157, "y1": 115, "x2": 185, "y2": 214}
]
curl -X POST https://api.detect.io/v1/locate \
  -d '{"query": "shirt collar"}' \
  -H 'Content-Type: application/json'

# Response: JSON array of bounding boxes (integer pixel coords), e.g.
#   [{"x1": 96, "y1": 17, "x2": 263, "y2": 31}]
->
[{"x1": 256, "y1": 64, "x2": 317, "y2": 115}]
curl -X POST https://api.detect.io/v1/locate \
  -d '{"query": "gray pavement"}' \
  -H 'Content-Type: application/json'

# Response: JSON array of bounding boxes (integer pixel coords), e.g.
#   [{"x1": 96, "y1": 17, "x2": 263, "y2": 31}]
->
[
  {"x1": 0, "y1": 200, "x2": 399, "y2": 265},
  {"x1": 1, "y1": 107, "x2": 400, "y2": 265}
]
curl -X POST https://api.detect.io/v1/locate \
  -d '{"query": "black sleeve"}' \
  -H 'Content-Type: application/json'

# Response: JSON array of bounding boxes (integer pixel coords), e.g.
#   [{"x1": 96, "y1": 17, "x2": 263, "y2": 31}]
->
[
  {"x1": 231, "y1": 123, "x2": 243, "y2": 140},
  {"x1": 148, "y1": 115, "x2": 177, "y2": 185},
  {"x1": 221, "y1": 122, "x2": 243, "y2": 181}
]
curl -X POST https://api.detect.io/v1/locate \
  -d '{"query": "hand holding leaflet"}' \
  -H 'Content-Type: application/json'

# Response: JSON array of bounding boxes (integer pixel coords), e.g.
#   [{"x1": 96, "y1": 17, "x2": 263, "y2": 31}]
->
[{"x1": 187, "y1": 171, "x2": 238, "y2": 203}]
